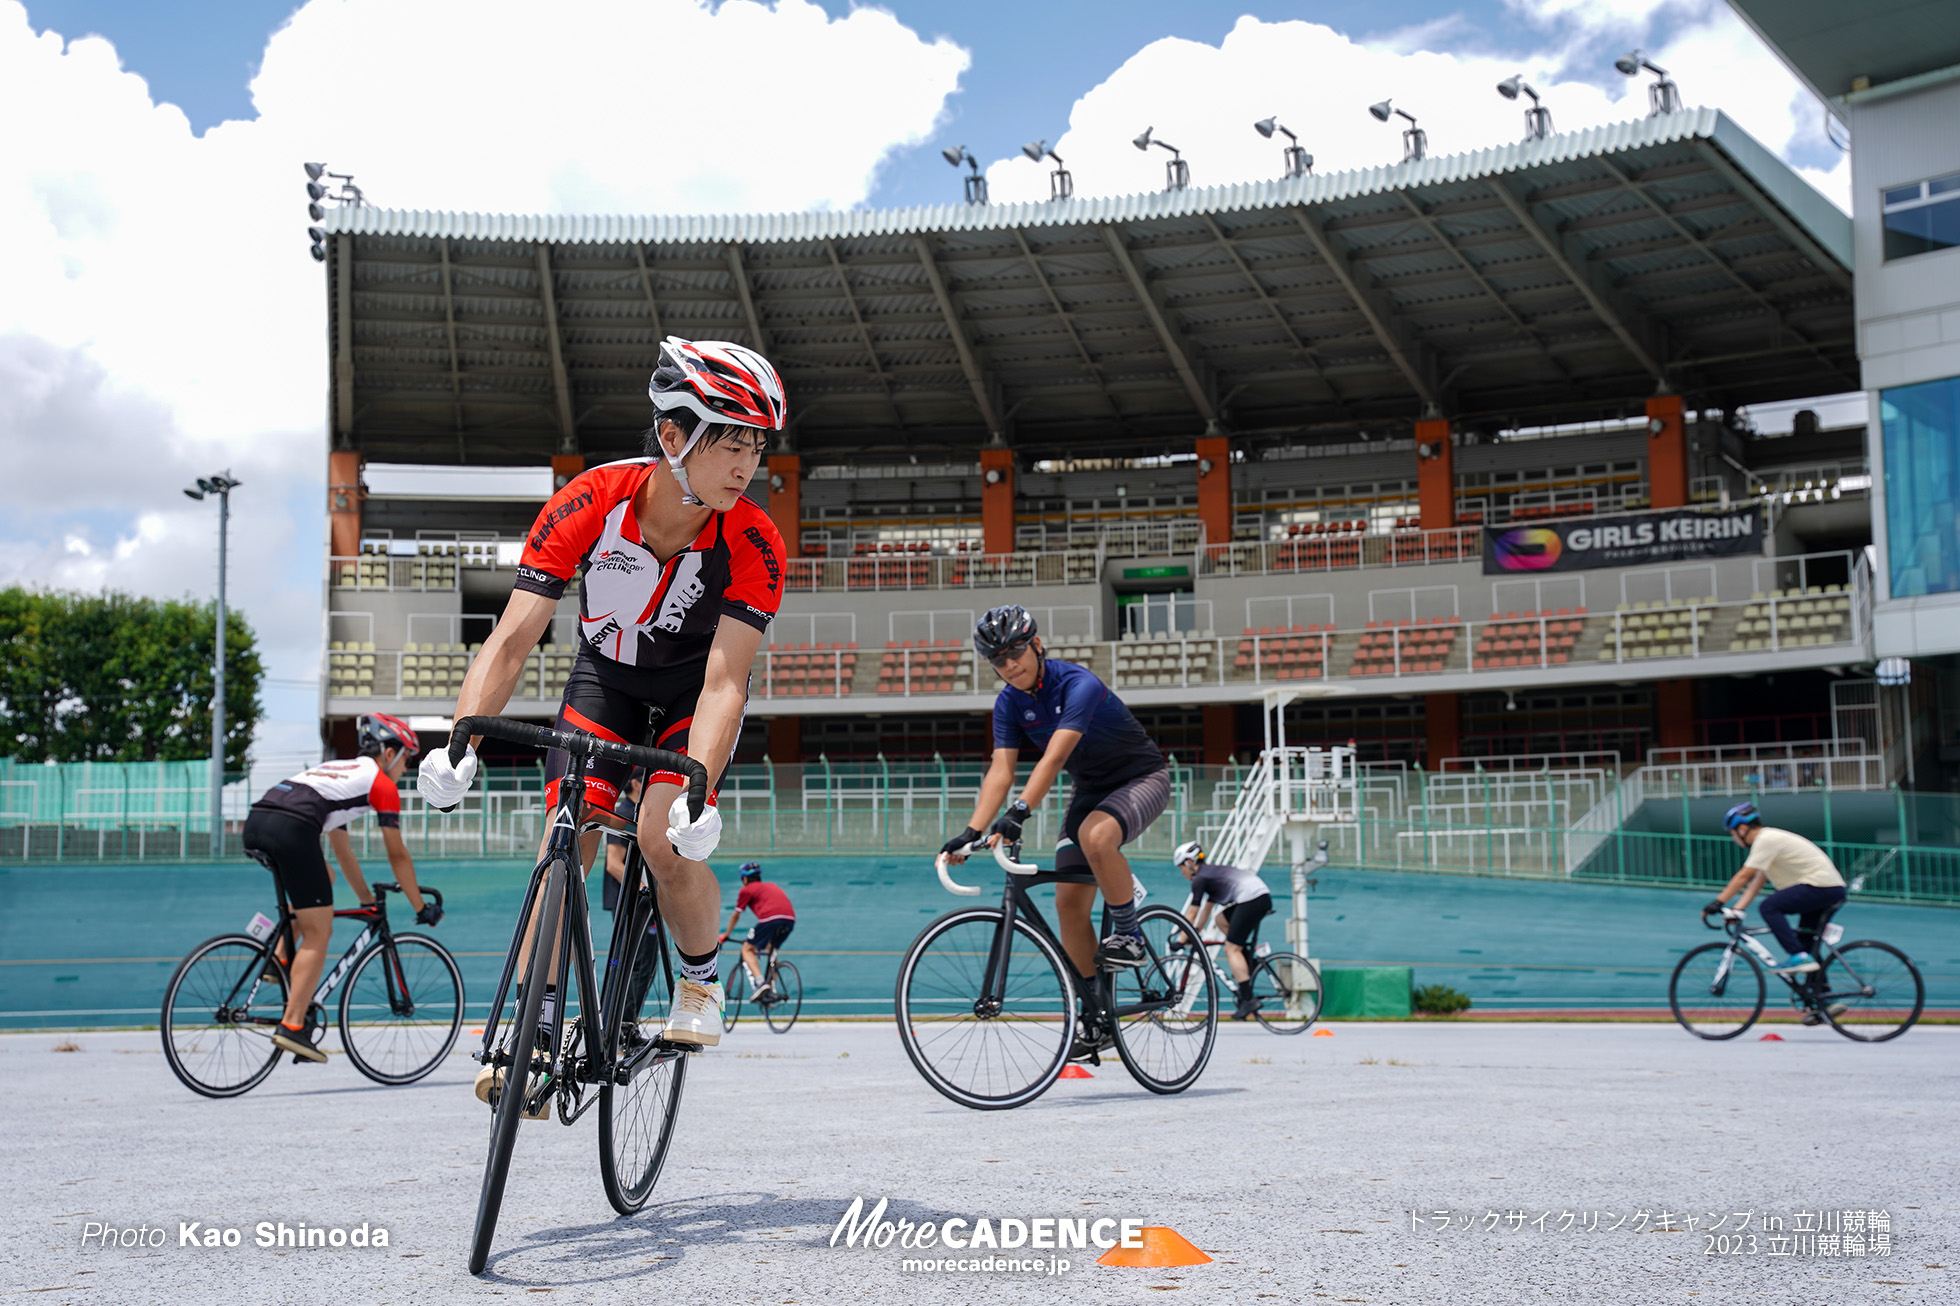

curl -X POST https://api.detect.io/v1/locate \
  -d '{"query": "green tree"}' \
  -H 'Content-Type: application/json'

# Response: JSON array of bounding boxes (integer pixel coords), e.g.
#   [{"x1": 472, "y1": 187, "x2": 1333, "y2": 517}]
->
[{"x1": 0, "y1": 588, "x2": 263, "y2": 767}]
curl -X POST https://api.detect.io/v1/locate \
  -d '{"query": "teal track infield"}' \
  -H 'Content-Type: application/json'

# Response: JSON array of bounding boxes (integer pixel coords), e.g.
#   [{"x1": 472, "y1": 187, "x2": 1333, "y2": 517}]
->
[{"x1": 3, "y1": 857, "x2": 1955, "y2": 1027}]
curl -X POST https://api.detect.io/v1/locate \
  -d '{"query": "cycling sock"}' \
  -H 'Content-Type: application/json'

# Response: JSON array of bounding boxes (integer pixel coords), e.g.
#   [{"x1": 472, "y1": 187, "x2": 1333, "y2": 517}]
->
[
  {"x1": 280, "y1": 1019, "x2": 305, "y2": 1033},
  {"x1": 678, "y1": 948, "x2": 719, "y2": 986},
  {"x1": 1107, "y1": 898, "x2": 1140, "y2": 938}
]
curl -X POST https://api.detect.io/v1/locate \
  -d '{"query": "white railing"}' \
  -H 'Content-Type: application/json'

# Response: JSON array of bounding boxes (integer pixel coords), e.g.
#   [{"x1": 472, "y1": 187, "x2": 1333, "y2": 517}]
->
[{"x1": 327, "y1": 553, "x2": 461, "y2": 593}]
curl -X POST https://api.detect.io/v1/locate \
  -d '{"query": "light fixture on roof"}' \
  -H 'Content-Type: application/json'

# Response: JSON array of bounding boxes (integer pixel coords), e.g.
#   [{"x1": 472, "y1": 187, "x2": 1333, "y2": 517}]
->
[
  {"x1": 1368, "y1": 99, "x2": 1426, "y2": 162},
  {"x1": 1022, "y1": 140, "x2": 1074, "y2": 201},
  {"x1": 1132, "y1": 126, "x2": 1189, "y2": 191},
  {"x1": 302, "y1": 162, "x2": 367, "y2": 262},
  {"x1": 1496, "y1": 75, "x2": 1554, "y2": 141},
  {"x1": 941, "y1": 145, "x2": 989, "y2": 205},
  {"x1": 1253, "y1": 117, "x2": 1312, "y2": 179},
  {"x1": 1614, "y1": 49, "x2": 1682, "y2": 115}
]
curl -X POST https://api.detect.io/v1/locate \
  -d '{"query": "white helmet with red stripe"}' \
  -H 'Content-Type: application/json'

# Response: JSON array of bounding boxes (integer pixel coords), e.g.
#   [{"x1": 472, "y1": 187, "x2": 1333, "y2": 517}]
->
[{"x1": 647, "y1": 337, "x2": 786, "y2": 505}]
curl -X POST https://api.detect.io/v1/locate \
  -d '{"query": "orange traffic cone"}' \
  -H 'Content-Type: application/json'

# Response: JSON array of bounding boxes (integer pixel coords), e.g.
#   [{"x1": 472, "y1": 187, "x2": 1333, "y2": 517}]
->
[
  {"x1": 1059, "y1": 1064, "x2": 1094, "y2": 1079},
  {"x1": 1097, "y1": 1227, "x2": 1212, "y2": 1267},
  {"x1": 1758, "y1": 1032, "x2": 1785, "y2": 1041},
  {"x1": 1311, "y1": 1028, "x2": 1335, "y2": 1038}
]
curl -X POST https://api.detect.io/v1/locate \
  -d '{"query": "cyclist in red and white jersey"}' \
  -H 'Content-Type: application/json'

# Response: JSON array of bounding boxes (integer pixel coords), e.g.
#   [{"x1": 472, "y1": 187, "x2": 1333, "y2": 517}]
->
[
  {"x1": 419, "y1": 337, "x2": 787, "y2": 1049},
  {"x1": 243, "y1": 713, "x2": 437, "y2": 1062}
]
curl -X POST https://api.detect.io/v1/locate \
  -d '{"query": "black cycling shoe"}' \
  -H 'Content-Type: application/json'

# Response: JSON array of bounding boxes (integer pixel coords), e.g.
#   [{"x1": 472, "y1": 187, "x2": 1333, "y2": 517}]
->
[
  {"x1": 1232, "y1": 994, "x2": 1260, "y2": 1021},
  {"x1": 1068, "y1": 1015, "x2": 1110, "y2": 1064},
  {"x1": 1095, "y1": 933, "x2": 1149, "y2": 970}
]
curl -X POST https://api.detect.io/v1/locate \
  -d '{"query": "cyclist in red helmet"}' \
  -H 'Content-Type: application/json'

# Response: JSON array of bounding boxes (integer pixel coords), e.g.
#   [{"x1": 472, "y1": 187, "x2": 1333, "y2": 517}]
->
[
  {"x1": 243, "y1": 713, "x2": 438, "y2": 1062},
  {"x1": 420, "y1": 337, "x2": 788, "y2": 1051}
]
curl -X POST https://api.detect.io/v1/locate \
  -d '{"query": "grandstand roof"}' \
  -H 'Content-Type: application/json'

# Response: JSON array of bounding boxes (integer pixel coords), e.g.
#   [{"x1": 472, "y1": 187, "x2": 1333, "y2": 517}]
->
[{"x1": 321, "y1": 107, "x2": 1856, "y2": 467}]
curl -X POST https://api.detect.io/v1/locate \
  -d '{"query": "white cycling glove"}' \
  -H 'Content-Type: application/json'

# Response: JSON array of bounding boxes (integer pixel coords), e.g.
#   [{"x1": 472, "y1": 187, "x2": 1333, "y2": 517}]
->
[
  {"x1": 418, "y1": 745, "x2": 478, "y2": 811},
  {"x1": 666, "y1": 793, "x2": 723, "y2": 861}
]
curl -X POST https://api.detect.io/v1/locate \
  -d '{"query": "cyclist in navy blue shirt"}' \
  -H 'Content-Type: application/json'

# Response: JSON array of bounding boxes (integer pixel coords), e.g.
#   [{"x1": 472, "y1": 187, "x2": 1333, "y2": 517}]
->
[{"x1": 944, "y1": 606, "x2": 1172, "y2": 1058}]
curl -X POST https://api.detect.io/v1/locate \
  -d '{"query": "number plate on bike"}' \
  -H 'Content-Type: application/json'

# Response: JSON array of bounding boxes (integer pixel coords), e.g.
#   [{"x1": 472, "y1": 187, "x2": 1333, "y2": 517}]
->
[{"x1": 246, "y1": 912, "x2": 276, "y2": 942}]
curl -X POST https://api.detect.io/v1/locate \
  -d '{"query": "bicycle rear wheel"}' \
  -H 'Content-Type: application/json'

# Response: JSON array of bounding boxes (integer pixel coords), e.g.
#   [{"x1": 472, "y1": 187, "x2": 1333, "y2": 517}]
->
[
  {"x1": 1111, "y1": 906, "x2": 1217, "y2": 1094},
  {"x1": 896, "y1": 908, "x2": 1076, "y2": 1110},
  {"x1": 1822, "y1": 941, "x2": 1924, "y2": 1043},
  {"x1": 339, "y1": 934, "x2": 466, "y2": 1085},
  {"x1": 1668, "y1": 942, "x2": 1764, "y2": 1040},
  {"x1": 600, "y1": 928, "x2": 688, "y2": 1215},
  {"x1": 723, "y1": 964, "x2": 746, "y2": 1032},
  {"x1": 160, "y1": 934, "x2": 287, "y2": 1098},
  {"x1": 763, "y1": 961, "x2": 802, "y2": 1033},
  {"x1": 470, "y1": 861, "x2": 566, "y2": 1276},
  {"x1": 1248, "y1": 952, "x2": 1321, "y2": 1034}
]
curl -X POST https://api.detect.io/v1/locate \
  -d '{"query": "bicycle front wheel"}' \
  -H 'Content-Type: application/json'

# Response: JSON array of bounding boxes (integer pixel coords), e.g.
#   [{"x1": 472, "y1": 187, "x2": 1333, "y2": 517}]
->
[
  {"x1": 896, "y1": 908, "x2": 1076, "y2": 1110},
  {"x1": 470, "y1": 861, "x2": 566, "y2": 1276},
  {"x1": 600, "y1": 929, "x2": 687, "y2": 1215},
  {"x1": 723, "y1": 964, "x2": 746, "y2": 1033},
  {"x1": 1111, "y1": 906, "x2": 1218, "y2": 1094},
  {"x1": 339, "y1": 934, "x2": 466, "y2": 1085},
  {"x1": 160, "y1": 934, "x2": 287, "y2": 1098},
  {"x1": 1822, "y1": 941, "x2": 1924, "y2": 1043},
  {"x1": 1248, "y1": 952, "x2": 1321, "y2": 1034},
  {"x1": 764, "y1": 960, "x2": 802, "y2": 1033},
  {"x1": 1669, "y1": 942, "x2": 1764, "y2": 1040}
]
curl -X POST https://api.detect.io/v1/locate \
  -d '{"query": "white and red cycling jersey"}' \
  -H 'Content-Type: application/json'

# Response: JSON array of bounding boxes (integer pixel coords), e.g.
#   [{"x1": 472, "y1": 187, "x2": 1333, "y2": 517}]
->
[
  {"x1": 515, "y1": 457, "x2": 783, "y2": 673},
  {"x1": 250, "y1": 756, "x2": 402, "y2": 833}
]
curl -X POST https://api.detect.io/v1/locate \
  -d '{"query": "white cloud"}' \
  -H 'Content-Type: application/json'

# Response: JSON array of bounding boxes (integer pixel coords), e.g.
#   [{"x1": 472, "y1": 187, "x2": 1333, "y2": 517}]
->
[{"x1": 982, "y1": 3, "x2": 1849, "y2": 212}]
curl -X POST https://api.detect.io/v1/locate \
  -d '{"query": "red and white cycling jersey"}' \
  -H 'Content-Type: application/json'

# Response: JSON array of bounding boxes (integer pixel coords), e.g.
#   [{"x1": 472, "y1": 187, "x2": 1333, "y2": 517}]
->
[
  {"x1": 515, "y1": 458, "x2": 783, "y2": 673},
  {"x1": 250, "y1": 756, "x2": 402, "y2": 833}
]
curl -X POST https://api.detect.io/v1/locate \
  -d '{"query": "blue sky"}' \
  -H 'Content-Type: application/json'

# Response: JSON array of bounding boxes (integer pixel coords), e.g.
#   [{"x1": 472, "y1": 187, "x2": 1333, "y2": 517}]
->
[{"x1": 24, "y1": 0, "x2": 1805, "y2": 209}]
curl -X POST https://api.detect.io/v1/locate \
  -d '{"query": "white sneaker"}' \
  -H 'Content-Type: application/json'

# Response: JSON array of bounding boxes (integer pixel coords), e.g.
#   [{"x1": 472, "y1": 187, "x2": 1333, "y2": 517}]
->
[{"x1": 662, "y1": 978, "x2": 724, "y2": 1047}]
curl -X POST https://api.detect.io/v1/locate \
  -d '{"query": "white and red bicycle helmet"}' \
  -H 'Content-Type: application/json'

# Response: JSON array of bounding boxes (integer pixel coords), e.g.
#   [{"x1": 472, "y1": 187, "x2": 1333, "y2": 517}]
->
[
  {"x1": 357, "y1": 712, "x2": 420, "y2": 758},
  {"x1": 647, "y1": 337, "x2": 786, "y2": 504}
]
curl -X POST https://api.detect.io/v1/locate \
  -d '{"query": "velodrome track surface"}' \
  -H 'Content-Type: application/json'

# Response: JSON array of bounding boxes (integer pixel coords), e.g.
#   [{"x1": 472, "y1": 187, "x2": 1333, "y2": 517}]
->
[
  {"x1": 4, "y1": 1021, "x2": 1955, "y2": 1304},
  {"x1": 3, "y1": 858, "x2": 1956, "y2": 1027}
]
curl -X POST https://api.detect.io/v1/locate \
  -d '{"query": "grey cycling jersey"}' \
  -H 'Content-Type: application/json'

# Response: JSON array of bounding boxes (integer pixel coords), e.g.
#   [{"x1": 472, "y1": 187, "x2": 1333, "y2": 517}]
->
[{"x1": 1185, "y1": 862, "x2": 1270, "y2": 909}]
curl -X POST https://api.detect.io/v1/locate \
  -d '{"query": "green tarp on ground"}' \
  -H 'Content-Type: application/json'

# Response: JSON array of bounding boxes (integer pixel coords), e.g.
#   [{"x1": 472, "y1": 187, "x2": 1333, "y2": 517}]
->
[{"x1": 1320, "y1": 966, "x2": 1413, "y2": 1018}]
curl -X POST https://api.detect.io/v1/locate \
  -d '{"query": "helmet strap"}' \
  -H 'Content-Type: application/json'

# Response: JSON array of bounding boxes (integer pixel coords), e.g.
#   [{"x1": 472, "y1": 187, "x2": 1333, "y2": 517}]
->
[{"x1": 658, "y1": 417, "x2": 710, "y2": 507}]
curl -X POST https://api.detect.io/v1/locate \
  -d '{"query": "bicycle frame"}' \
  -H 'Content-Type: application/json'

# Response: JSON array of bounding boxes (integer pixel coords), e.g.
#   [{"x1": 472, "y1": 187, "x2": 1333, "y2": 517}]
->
[
  {"x1": 474, "y1": 747, "x2": 673, "y2": 1113},
  {"x1": 1709, "y1": 914, "x2": 1870, "y2": 1007},
  {"x1": 219, "y1": 879, "x2": 422, "y2": 1025}
]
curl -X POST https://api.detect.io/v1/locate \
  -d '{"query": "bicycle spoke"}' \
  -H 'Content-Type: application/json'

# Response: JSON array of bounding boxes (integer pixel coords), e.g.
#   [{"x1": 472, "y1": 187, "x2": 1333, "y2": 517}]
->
[
  {"x1": 161, "y1": 936, "x2": 287, "y2": 1098},
  {"x1": 1823, "y1": 942, "x2": 1924, "y2": 1043},
  {"x1": 1110, "y1": 907, "x2": 1217, "y2": 1094},
  {"x1": 897, "y1": 911, "x2": 1074, "y2": 1109},
  {"x1": 340, "y1": 936, "x2": 465, "y2": 1084},
  {"x1": 1669, "y1": 943, "x2": 1764, "y2": 1040}
]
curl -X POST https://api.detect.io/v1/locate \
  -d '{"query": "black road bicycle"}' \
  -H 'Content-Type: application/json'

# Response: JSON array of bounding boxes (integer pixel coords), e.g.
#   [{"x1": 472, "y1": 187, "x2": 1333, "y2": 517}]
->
[
  {"x1": 458, "y1": 716, "x2": 708, "y2": 1276},
  {"x1": 722, "y1": 937, "x2": 801, "y2": 1034},
  {"x1": 895, "y1": 840, "x2": 1219, "y2": 1110},
  {"x1": 161, "y1": 880, "x2": 462, "y2": 1097},
  {"x1": 1175, "y1": 914, "x2": 1323, "y2": 1034},
  {"x1": 1669, "y1": 901, "x2": 1924, "y2": 1042}
]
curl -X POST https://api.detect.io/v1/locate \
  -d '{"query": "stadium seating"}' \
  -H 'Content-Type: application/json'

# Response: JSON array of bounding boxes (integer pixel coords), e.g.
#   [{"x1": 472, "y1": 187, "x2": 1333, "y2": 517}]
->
[
  {"x1": 1472, "y1": 608, "x2": 1585, "y2": 669},
  {"x1": 1596, "y1": 599, "x2": 1712, "y2": 660},
  {"x1": 1350, "y1": 617, "x2": 1462, "y2": 675},
  {"x1": 1113, "y1": 630, "x2": 1215, "y2": 687},
  {"x1": 764, "y1": 642, "x2": 858, "y2": 696},
  {"x1": 1722, "y1": 586, "x2": 1853, "y2": 651},
  {"x1": 1230, "y1": 625, "x2": 1328, "y2": 681},
  {"x1": 876, "y1": 640, "x2": 972, "y2": 695}
]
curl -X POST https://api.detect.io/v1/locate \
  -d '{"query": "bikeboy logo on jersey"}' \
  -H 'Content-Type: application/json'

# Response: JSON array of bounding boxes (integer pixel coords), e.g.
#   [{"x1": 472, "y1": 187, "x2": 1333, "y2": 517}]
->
[
  {"x1": 830, "y1": 1197, "x2": 1143, "y2": 1252},
  {"x1": 653, "y1": 553, "x2": 708, "y2": 633}
]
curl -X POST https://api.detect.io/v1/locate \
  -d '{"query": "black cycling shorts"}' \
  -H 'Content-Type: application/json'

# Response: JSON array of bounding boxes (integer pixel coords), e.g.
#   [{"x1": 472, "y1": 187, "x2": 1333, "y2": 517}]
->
[
  {"x1": 242, "y1": 808, "x2": 334, "y2": 911},
  {"x1": 1220, "y1": 893, "x2": 1272, "y2": 948},
  {"x1": 544, "y1": 646, "x2": 742, "y2": 813},
  {"x1": 1054, "y1": 767, "x2": 1171, "y2": 873},
  {"x1": 747, "y1": 918, "x2": 795, "y2": 953}
]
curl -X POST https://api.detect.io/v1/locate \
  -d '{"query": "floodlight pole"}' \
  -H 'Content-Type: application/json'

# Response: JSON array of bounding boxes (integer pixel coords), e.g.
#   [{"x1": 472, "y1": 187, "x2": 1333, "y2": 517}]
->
[{"x1": 211, "y1": 479, "x2": 231, "y2": 856}]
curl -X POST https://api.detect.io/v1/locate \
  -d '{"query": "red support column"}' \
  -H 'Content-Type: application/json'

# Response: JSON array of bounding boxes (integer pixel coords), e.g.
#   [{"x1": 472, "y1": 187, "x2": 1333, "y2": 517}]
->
[
  {"x1": 1195, "y1": 435, "x2": 1232, "y2": 550},
  {"x1": 1202, "y1": 704, "x2": 1236, "y2": 765},
  {"x1": 1415, "y1": 418, "x2": 1454, "y2": 529},
  {"x1": 980, "y1": 449, "x2": 1015, "y2": 555},
  {"x1": 1425, "y1": 692, "x2": 1460, "y2": 769},
  {"x1": 551, "y1": 454, "x2": 585, "y2": 492},
  {"x1": 1646, "y1": 394, "x2": 1687, "y2": 510},
  {"x1": 767, "y1": 453, "x2": 802, "y2": 558},
  {"x1": 768, "y1": 716, "x2": 802, "y2": 764},
  {"x1": 328, "y1": 450, "x2": 362, "y2": 559},
  {"x1": 1657, "y1": 679, "x2": 1695, "y2": 751}
]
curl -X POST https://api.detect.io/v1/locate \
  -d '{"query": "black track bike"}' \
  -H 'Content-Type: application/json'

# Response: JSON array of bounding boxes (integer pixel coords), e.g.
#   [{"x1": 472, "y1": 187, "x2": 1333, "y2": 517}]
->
[
  {"x1": 1669, "y1": 901, "x2": 1924, "y2": 1042},
  {"x1": 161, "y1": 879, "x2": 461, "y2": 1097},
  {"x1": 456, "y1": 716, "x2": 709, "y2": 1275},
  {"x1": 895, "y1": 840, "x2": 1218, "y2": 1110},
  {"x1": 723, "y1": 937, "x2": 801, "y2": 1033}
]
